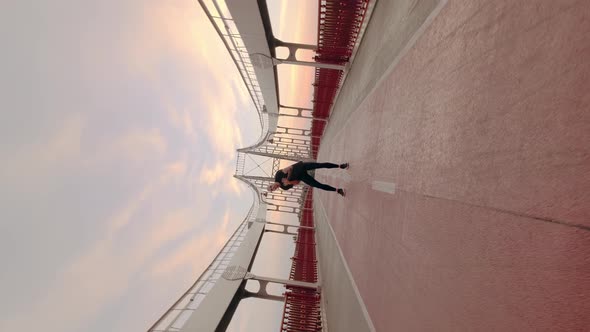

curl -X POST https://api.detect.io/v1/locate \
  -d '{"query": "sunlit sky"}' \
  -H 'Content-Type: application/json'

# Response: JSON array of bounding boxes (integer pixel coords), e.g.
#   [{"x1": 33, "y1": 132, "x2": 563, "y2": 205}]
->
[{"x1": 0, "y1": 0, "x2": 316, "y2": 331}]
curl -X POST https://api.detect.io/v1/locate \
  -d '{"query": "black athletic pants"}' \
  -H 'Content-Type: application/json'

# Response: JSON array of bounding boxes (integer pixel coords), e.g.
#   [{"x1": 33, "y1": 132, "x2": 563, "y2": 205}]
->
[{"x1": 293, "y1": 162, "x2": 339, "y2": 192}]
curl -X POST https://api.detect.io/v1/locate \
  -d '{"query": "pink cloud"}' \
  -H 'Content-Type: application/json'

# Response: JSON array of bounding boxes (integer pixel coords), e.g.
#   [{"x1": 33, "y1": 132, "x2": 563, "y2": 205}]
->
[
  {"x1": 108, "y1": 159, "x2": 188, "y2": 234},
  {"x1": 149, "y1": 207, "x2": 234, "y2": 279},
  {"x1": 1, "y1": 114, "x2": 84, "y2": 190},
  {"x1": 6, "y1": 197, "x2": 207, "y2": 332}
]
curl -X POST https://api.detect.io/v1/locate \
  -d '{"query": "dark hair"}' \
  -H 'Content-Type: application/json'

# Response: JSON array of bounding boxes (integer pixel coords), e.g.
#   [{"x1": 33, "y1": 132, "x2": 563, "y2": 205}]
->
[
  {"x1": 279, "y1": 183, "x2": 293, "y2": 190},
  {"x1": 274, "y1": 170, "x2": 286, "y2": 183},
  {"x1": 274, "y1": 170, "x2": 293, "y2": 190}
]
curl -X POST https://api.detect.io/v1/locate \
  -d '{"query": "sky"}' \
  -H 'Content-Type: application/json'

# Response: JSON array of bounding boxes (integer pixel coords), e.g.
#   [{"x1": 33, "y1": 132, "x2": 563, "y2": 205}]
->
[{"x1": 0, "y1": 0, "x2": 316, "y2": 331}]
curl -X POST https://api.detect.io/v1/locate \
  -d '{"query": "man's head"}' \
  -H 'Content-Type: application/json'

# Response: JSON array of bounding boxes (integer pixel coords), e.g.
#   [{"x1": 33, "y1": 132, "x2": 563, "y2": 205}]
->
[{"x1": 268, "y1": 182, "x2": 280, "y2": 192}]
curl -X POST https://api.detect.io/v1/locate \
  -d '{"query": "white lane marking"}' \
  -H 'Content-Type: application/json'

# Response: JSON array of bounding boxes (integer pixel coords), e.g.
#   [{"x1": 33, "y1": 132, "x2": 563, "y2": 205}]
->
[
  {"x1": 371, "y1": 180, "x2": 396, "y2": 194},
  {"x1": 315, "y1": 197, "x2": 377, "y2": 332},
  {"x1": 324, "y1": 0, "x2": 450, "y2": 141}
]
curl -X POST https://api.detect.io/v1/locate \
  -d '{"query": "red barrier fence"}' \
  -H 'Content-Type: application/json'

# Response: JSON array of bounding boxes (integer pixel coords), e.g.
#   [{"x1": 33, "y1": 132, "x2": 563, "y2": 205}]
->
[
  {"x1": 280, "y1": 287, "x2": 322, "y2": 332},
  {"x1": 289, "y1": 194, "x2": 317, "y2": 283},
  {"x1": 280, "y1": 191, "x2": 322, "y2": 332},
  {"x1": 311, "y1": 0, "x2": 370, "y2": 159}
]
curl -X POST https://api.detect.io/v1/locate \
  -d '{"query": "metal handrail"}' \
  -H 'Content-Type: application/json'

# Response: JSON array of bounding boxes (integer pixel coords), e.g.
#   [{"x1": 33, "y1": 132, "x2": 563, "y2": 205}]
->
[
  {"x1": 197, "y1": 0, "x2": 268, "y2": 144},
  {"x1": 147, "y1": 188, "x2": 259, "y2": 332}
]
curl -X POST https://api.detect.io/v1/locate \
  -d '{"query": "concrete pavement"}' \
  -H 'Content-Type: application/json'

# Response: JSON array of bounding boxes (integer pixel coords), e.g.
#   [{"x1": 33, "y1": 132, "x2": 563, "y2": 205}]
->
[{"x1": 315, "y1": 0, "x2": 590, "y2": 331}]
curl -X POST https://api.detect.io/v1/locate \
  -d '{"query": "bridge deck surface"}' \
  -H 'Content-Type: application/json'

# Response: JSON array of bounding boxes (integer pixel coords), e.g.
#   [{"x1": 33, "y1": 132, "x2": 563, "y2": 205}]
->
[{"x1": 315, "y1": 0, "x2": 590, "y2": 331}]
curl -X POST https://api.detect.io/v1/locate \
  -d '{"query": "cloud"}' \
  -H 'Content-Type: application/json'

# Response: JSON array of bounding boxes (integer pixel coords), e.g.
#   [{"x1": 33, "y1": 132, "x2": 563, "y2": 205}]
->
[
  {"x1": 112, "y1": 0, "x2": 249, "y2": 199},
  {"x1": 199, "y1": 162, "x2": 226, "y2": 185},
  {"x1": 149, "y1": 208, "x2": 197, "y2": 246},
  {"x1": 84, "y1": 128, "x2": 168, "y2": 169},
  {"x1": 149, "y1": 231, "x2": 216, "y2": 279},
  {"x1": 166, "y1": 106, "x2": 200, "y2": 143},
  {"x1": 0, "y1": 1, "x2": 302, "y2": 331},
  {"x1": 2, "y1": 155, "x2": 196, "y2": 329},
  {"x1": 166, "y1": 160, "x2": 189, "y2": 177},
  {"x1": 1, "y1": 113, "x2": 84, "y2": 187},
  {"x1": 135, "y1": 2, "x2": 247, "y2": 157},
  {"x1": 218, "y1": 207, "x2": 233, "y2": 243},
  {"x1": 116, "y1": 129, "x2": 167, "y2": 161},
  {"x1": 194, "y1": 87, "x2": 245, "y2": 199},
  {"x1": 1, "y1": 163, "x2": 201, "y2": 332},
  {"x1": 123, "y1": 0, "x2": 249, "y2": 105},
  {"x1": 149, "y1": 206, "x2": 234, "y2": 279},
  {"x1": 198, "y1": 161, "x2": 242, "y2": 197},
  {"x1": 108, "y1": 160, "x2": 188, "y2": 234},
  {"x1": 204, "y1": 102, "x2": 244, "y2": 157},
  {"x1": 275, "y1": 1, "x2": 317, "y2": 109}
]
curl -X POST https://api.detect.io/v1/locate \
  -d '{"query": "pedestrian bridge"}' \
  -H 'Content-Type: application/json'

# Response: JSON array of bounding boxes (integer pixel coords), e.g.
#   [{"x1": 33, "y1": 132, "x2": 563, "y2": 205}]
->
[
  {"x1": 148, "y1": 0, "x2": 372, "y2": 331},
  {"x1": 150, "y1": 0, "x2": 590, "y2": 331}
]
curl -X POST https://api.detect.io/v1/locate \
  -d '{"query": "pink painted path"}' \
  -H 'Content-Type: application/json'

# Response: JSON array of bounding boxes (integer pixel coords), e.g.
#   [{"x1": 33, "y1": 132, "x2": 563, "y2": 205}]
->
[{"x1": 316, "y1": 1, "x2": 590, "y2": 331}]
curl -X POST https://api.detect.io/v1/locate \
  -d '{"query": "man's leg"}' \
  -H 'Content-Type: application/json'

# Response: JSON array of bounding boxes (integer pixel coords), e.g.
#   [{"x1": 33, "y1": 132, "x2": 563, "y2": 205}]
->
[
  {"x1": 301, "y1": 162, "x2": 340, "y2": 171},
  {"x1": 299, "y1": 173, "x2": 337, "y2": 192}
]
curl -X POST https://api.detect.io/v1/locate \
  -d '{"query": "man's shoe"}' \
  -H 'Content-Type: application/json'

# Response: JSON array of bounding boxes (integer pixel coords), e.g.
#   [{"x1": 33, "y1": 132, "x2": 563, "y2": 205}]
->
[
  {"x1": 337, "y1": 188, "x2": 346, "y2": 197},
  {"x1": 340, "y1": 163, "x2": 349, "y2": 169}
]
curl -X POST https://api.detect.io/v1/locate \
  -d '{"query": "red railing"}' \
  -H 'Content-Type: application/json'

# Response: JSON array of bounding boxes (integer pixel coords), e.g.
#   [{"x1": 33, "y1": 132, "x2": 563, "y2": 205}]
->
[
  {"x1": 280, "y1": 287, "x2": 322, "y2": 332},
  {"x1": 311, "y1": 0, "x2": 370, "y2": 159},
  {"x1": 280, "y1": 191, "x2": 322, "y2": 332},
  {"x1": 289, "y1": 194, "x2": 318, "y2": 283}
]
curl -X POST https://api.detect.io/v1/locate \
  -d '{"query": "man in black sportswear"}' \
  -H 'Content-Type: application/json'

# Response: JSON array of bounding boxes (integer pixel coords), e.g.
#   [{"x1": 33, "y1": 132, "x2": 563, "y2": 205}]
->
[{"x1": 268, "y1": 161, "x2": 348, "y2": 196}]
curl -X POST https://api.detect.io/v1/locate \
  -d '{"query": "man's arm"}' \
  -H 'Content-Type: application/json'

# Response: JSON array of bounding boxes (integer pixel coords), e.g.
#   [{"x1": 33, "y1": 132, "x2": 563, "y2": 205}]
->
[
  {"x1": 281, "y1": 178, "x2": 300, "y2": 186},
  {"x1": 282, "y1": 165, "x2": 293, "y2": 180}
]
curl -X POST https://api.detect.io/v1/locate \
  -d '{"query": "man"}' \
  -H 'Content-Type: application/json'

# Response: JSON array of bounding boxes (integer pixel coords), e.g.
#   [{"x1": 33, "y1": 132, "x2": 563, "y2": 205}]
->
[{"x1": 268, "y1": 161, "x2": 349, "y2": 196}]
